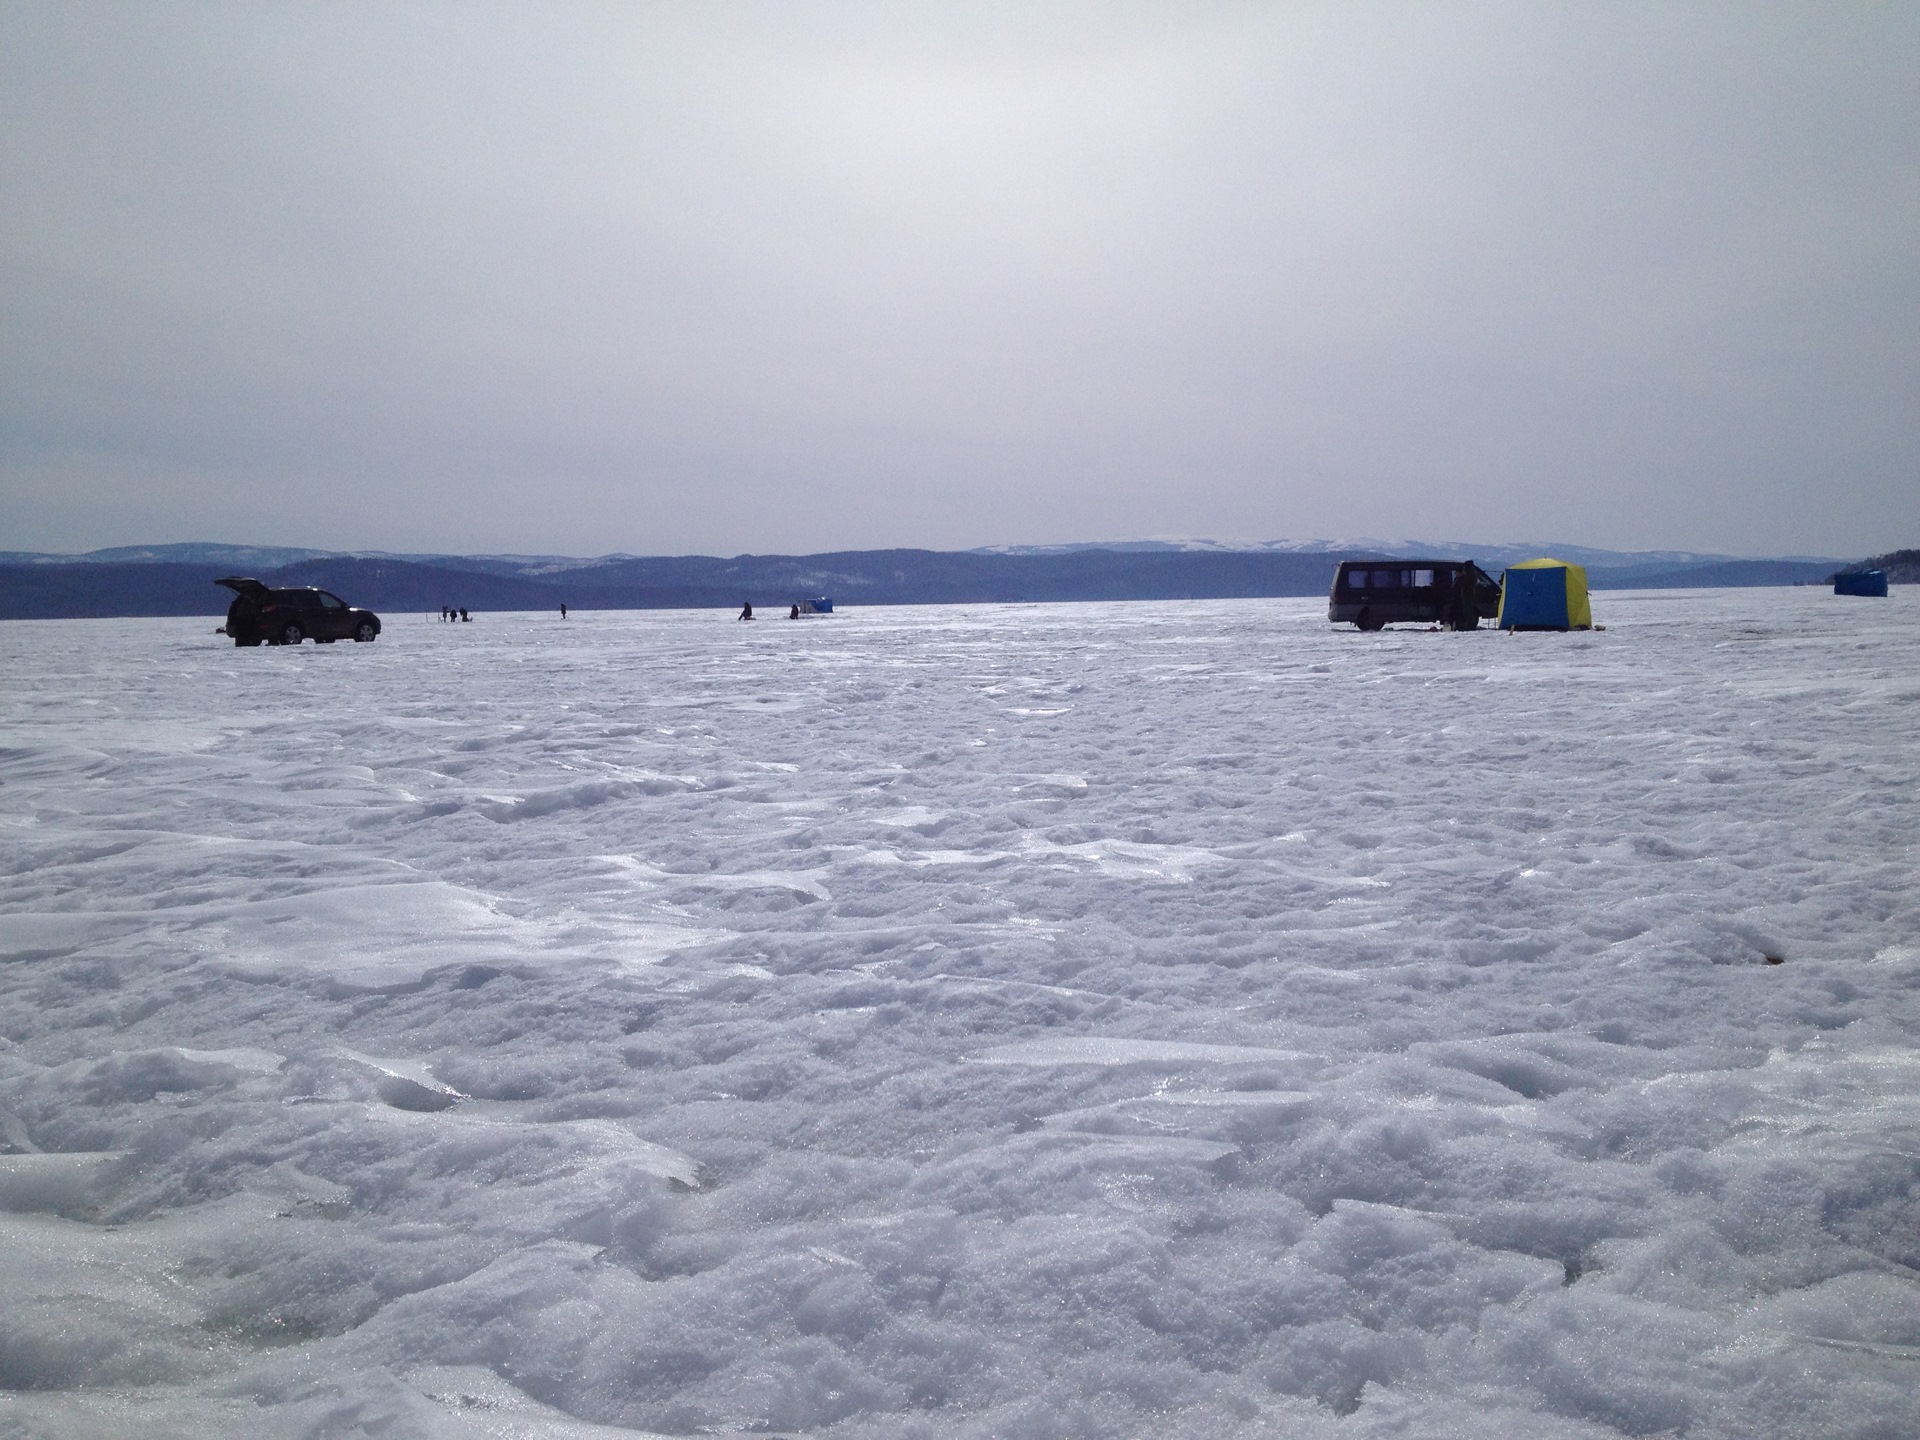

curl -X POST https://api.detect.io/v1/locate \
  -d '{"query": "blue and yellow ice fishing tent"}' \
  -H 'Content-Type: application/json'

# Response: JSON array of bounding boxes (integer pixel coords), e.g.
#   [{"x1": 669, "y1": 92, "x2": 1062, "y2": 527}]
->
[{"x1": 1498, "y1": 558, "x2": 1592, "y2": 631}]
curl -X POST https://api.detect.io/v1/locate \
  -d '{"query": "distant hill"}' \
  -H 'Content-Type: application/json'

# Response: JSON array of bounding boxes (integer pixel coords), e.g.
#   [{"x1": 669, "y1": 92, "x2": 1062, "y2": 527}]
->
[
  {"x1": 0, "y1": 542, "x2": 335, "y2": 569},
  {"x1": 973, "y1": 537, "x2": 1765, "y2": 572},
  {"x1": 0, "y1": 539, "x2": 1896, "y2": 619},
  {"x1": 1583, "y1": 558, "x2": 1845, "y2": 589},
  {"x1": 1854, "y1": 548, "x2": 1920, "y2": 584},
  {"x1": 0, "y1": 548, "x2": 1370, "y2": 619},
  {"x1": 0, "y1": 562, "x2": 240, "y2": 619}
]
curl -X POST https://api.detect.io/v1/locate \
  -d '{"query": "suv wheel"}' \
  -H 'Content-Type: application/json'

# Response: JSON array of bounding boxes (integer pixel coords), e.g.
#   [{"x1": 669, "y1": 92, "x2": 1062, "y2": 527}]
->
[
  {"x1": 278, "y1": 622, "x2": 305, "y2": 646},
  {"x1": 354, "y1": 620, "x2": 377, "y2": 642}
]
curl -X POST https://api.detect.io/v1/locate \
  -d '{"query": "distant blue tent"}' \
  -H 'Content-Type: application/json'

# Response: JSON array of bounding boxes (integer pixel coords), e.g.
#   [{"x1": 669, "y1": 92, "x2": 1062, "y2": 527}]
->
[
  {"x1": 1834, "y1": 570, "x2": 1888, "y2": 597},
  {"x1": 1498, "y1": 559, "x2": 1592, "y2": 631},
  {"x1": 799, "y1": 597, "x2": 834, "y2": 614}
]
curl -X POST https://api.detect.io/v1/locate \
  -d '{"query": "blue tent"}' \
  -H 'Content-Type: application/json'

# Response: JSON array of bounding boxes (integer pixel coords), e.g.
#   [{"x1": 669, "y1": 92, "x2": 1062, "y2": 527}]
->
[
  {"x1": 1834, "y1": 570, "x2": 1888, "y2": 597},
  {"x1": 1498, "y1": 559, "x2": 1593, "y2": 631}
]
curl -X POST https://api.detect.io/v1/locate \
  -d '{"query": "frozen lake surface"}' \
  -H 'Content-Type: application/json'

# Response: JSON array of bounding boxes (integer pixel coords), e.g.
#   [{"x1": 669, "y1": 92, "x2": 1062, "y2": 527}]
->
[{"x1": 2, "y1": 590, "x2": 1917, "y2": 1438}]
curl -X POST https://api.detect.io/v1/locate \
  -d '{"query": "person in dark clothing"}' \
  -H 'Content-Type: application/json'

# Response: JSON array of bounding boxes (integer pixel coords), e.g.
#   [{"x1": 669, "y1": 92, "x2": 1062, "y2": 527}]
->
[
  {"x1": 1450, "y1": 571, "x2": 1478, "y2": 631},
  {"x1": 790, "y1": 603, "x2": 800, "y2": 619},
  {"x1": 460, "y1": 608, "x2": 470, "y2": 622},
  {"x1": 560, "y1": 603, "x2": 567, "y2": 619},
  {"x1": 739, "y1": 601, "x2": 754, "y2": 621}
]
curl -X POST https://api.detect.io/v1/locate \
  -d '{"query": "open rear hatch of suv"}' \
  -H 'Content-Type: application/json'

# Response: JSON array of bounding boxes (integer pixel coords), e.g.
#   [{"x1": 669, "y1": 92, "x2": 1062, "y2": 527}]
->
[{"x1": 216, "y1": 577, "x2": 270, "y2": 643}]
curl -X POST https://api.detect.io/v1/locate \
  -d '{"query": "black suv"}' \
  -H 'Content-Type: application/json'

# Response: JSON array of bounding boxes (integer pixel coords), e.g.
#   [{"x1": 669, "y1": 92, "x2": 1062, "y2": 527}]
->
[
  {"x1": 218, "y1": 577, "x2": 382, "y2": 646},
  {"x1": 1328, "y1": 560, "x2": 1501, "y2": 631}
]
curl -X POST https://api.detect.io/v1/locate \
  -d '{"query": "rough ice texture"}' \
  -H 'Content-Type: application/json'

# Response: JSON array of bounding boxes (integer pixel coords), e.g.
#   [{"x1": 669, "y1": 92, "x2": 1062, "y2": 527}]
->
[{"x1": 1, "y1": 590, "x2": 1916, "y2": 1438}]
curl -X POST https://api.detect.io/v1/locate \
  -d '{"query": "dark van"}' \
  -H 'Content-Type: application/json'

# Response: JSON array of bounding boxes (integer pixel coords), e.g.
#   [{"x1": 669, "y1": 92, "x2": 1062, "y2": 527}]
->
[{"x1": 1328, "y1": 560, "x2": 1501, "y2": 631}]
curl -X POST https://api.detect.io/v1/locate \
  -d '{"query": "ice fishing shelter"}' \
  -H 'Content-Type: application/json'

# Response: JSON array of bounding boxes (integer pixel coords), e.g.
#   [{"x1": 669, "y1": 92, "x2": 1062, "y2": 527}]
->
[
  {"x1": 1834, "y1": 570, "x2": 1888, "y2": 597},
  {"x1": 1498, "y1": 558, "x2": 1592, "y2": 631}
]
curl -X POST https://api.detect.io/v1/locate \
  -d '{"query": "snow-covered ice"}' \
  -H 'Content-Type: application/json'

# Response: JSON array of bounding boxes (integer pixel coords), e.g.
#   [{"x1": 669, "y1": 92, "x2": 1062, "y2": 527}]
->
[{"x1": 1, "y1": 590, "x2": 1916, "y2": 1438}]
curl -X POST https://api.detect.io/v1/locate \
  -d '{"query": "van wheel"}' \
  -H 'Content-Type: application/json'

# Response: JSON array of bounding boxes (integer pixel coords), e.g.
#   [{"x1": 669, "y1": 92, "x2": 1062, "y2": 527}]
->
[
  {"x1": 278, "y1": 622, "x2": 305, "y2": 646},
  {"x1": 354, "y1": 620, "x2": 377, "y2": 642},
  {"x1": 1355, "y1": 610, "x2": 1383, "y2": 631}
]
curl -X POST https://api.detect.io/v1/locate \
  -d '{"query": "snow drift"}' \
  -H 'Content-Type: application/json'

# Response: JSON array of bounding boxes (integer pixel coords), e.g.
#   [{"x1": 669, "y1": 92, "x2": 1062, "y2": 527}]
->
[{"x1": 1, "y1": 590, "x2": 1916, "y2": 1437}]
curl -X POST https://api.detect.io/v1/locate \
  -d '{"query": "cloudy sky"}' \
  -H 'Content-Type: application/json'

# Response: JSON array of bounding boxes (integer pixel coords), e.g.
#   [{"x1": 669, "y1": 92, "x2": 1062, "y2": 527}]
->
[{"x1": 3, "y1": 2, "x2": 1915, "y2": 558}]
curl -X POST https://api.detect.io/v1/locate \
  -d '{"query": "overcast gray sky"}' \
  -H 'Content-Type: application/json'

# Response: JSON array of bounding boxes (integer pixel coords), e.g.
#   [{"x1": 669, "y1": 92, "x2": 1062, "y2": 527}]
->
[{"x1": 3, "y1": 2, "x2": 1915, "y2": 558}]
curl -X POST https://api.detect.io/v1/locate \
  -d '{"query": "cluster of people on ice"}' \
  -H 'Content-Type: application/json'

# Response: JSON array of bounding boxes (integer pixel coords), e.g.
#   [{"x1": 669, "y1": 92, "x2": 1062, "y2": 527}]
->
[{"x1": 739, "y1": 601, "x2": 828, "y2": 620}]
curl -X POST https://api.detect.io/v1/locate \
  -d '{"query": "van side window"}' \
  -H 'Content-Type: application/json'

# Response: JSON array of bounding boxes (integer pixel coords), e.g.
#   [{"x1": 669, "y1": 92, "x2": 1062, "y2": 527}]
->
[
  {"x1": 1347, "y1": 571, "x2": 1367, "y2": 589},
  {"x1": 1413, "y1": 570, "x2": 1433, "y2": 588}
]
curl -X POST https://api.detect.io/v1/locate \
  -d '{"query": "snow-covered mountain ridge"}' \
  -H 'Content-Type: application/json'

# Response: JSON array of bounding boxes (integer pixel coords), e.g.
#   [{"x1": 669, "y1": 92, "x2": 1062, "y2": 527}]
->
[
  {"x1": 968, "y1": 536, "x2": 1766, "y2": 567},
  {"x1": 1, "y1": 541, "x2": 1887, "y2": 619},
  {"x1": 0, "y1": 538, "x2": 1854, "y2": 570}
]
